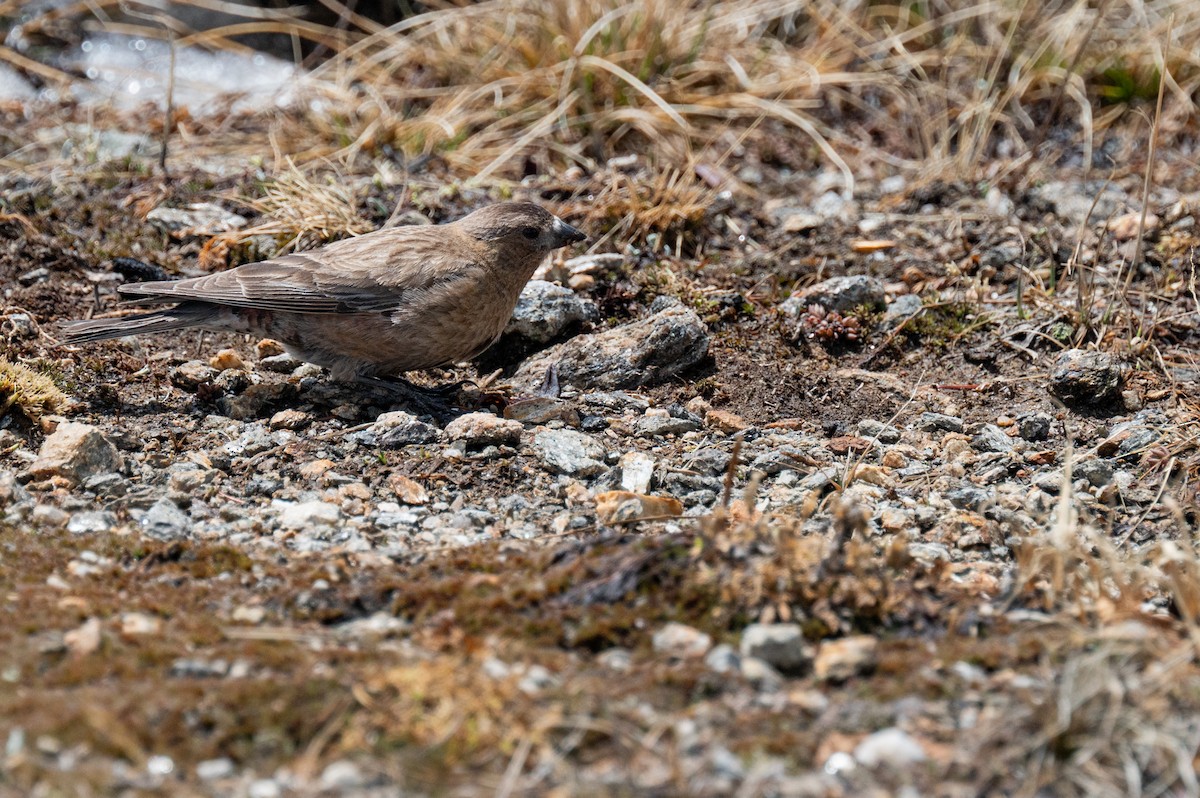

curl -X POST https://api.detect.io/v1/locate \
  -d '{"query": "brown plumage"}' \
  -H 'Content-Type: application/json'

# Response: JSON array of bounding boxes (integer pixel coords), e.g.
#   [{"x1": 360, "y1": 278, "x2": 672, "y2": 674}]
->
[{"x1": 63, "y1": 202, "x2": 587, "y2": 381}]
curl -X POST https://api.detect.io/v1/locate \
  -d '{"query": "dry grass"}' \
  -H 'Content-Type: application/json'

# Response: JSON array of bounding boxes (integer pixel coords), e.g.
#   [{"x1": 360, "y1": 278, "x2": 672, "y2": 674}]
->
[
  {"x1": 200, "y1": 161, "x2": 374, "y2": 266},
  {"x1": 311, "y1": 0, "x2": 1200, "y2": 183},
  {"x1": 0, "y1": 357, "x2": 70, "y2": 425},
  {"x1": 9, "y1": 0, "x2": 1199, "y2": 184}
]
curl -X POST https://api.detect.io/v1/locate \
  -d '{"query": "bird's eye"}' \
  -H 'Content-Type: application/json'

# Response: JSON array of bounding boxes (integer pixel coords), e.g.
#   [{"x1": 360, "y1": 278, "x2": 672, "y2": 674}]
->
[{"x1": 521, "y1": 226, "x2": 539, "y2": 240}]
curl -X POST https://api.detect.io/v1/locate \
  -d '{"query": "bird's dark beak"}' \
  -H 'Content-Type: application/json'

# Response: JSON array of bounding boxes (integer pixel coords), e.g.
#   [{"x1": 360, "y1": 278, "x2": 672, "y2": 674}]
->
[{"x1": 552, "y1": 217, "x2": 588, "y2": 247}]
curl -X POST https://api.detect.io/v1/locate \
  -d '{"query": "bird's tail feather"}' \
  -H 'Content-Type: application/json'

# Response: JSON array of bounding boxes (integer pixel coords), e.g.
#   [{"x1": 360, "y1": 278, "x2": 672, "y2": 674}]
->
[{"x1": 61, "y1": 307, "x2": 208, "y2": 344}]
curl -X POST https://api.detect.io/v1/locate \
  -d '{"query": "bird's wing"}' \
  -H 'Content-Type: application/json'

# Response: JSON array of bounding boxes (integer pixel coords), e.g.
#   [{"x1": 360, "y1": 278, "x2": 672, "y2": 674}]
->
[{"x1": 118, "y1": 227, "x2": 468, "y2": 314}]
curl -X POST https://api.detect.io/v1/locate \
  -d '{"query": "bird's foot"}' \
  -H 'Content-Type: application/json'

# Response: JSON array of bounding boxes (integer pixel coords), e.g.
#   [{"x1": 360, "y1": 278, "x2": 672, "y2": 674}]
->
[{"x1": 357, "y1": 375, "x2": 472, "y2": 417}]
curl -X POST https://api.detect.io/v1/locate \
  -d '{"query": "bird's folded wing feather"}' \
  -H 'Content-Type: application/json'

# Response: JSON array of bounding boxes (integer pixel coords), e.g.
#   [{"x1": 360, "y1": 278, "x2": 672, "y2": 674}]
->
[{"x1": 117, "y1": 228, "x2": 465, "y2": 314}]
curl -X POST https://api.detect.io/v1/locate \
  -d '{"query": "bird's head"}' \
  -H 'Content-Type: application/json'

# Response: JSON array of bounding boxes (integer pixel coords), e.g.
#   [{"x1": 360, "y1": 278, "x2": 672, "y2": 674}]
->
[{"x1": 456, "y1": 202, "x2": 587, "y2": 254}]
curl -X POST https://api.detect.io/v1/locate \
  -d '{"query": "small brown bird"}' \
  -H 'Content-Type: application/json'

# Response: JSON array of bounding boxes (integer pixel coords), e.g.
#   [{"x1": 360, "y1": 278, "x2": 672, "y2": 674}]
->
[{"x1": 63, "y1": 202, "x2": 586, "y2": 388}]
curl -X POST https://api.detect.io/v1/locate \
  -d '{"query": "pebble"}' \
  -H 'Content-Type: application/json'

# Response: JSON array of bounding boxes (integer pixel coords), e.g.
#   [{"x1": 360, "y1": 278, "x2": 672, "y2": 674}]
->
[
  {"x1": 618, "y1": 451, "x2": 655, "y2": 493},
  {"x1": 248, "y1": 779, "x2": 281, "y2": 798},
  {"x1": 637, "y1": 413, "x2": 700, "y2": 437},
  {"x1": 704, "y1": 644, "x2": 741, "y2": 674},
  {"x1": 277, "y1": 500, "x2": 341, "y2": 529},
  {"x1": 67, "y1": 510, "x2": 117, "y2": 534},
  {"x1": 28, "y1": 423, "x2": 123, "y2": 485},
  {"x1": 853, "y1": 727, "x2": 927, "y2": 768},
  {"x1": 170, "y1": 360, "x2": 218, "y2": 390},
  {"x1": 813, "y1": 636, "x2": 878, "y2": 681},
  {"x1": 918, "y1": 412, "x2": 964, "y2": 433},
  {"x1": 195, "y1": 757, "x2": 235, "y2": 781},
  {"x1": 858, "y1": 419, "x2": 900, "y2": 443},
  {"x1": 349, "y1": 410, "x2": 442, "y2": 448},
  {"x1": 971, "y1": 424, "x2": 1013, "y2": 453},
  {"x1": 1076, "y1": 458, "x2": 1114, "y2": 487},
  {"x1": 146, "y1": 202, "x2": 247, "y2": 235},
  {"x1": 208, "y1": 349, "x2": 246, "y2": 371},
  {"x1": 140, "y1": 498, "x2": 190, "y2": 540},
  {"x1": 511, "y1": 302, "x2": 710, "y2": 391},
  {"x1": 32, "y1": 504, "x2": 69, "y2": 528},
  {"x1": 518, "y1": 664, "x2": 558, "y2": 694},
  {"x1": 445, "y1": 412, "x2": 522, "y2": 447},
  {"x1": 258, "y1": 353, "x2": 302, "y2": 373},
  {"x1": 268, "y1": 409, "x2": 312, "y2": 431},
  {"x1": 704, "y1": 408, "x2": 750, "y2": 434},
  {"x1": 739, "y1": 656, "x2": 783, "y2": 691},
  {"x1": 532, "y1": 429, "x2": 606, "y2": 476},
  {"x1": 256, "y1": 339, "x2": 285, "y2": 358},
  {"x1": 64, "y1": 618, "x2": 102, "y2": 656},
  {"x1": 594, "y1": 491, "x2": 683, "y2": 523},
  {"x1": 1049, "y1": 349, "x2": 1123, "y2": 406},
  {"x1": 652, "y1": 622, "x2": 713, "y2": 658},
  {"x1": 319, "y1": 760, "x2": 365, "y2": 790},
  {"x1": 784, "y1": 275, "x2": 886, "y2": 314},
  {"x1": 597, "y1": 648, "x2": 632, "y2": 671},
  {"x1": 883, "y1": 293, "x2": 923, "y2": 325},
  {"x1": 1018, "y1": 412, "x2": 1053, "y2": 441},
  {"x1": 740, "y1": 623, "x2": 810, "y2": 673}
]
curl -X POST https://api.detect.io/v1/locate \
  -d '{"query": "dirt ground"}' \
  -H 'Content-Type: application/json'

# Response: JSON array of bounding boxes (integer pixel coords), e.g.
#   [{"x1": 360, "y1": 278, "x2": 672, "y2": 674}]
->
[{"x1": 2, "y1": 50, "x2": 1200, "y2": 798}]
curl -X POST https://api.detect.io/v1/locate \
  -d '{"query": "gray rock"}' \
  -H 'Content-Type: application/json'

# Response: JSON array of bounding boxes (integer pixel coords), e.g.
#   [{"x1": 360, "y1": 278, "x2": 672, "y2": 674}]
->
[
  {"x1": 532, "y1": 429, "x2": 606, "y2": 476},
  {"x1": 146, "y1": 202, "x2": 247, "y2": 235},
  {"x1": 29, "y1": 423, "x2": 123, "y2": 485},
  {"x1": 918, "y1": 412, "x2": 964, "y2": 434},
  {"x1": 32, "y1": 504, "x2": 69, "y2": 529},
  {"x1": 812, "y1": 190, "x2": 854, "y2": 219},
  {"x1": 141, "y1": 498, "x2": 190, "y2": 540},
  {"x1": 858, "y1": 419, "x2": 900, "y2": 443},
  {"x1": 258, "y1": 353, "x2": 302, "y2": 373},
  {"x1": 1033, "y1": 181, "x2": 1131, "y2": 227},
  {"x1": 277, "y1": 500, "x2": 341, "y2": 529},
  {"x1": 972, "y1": 424, "x2": 1013, "y2": 453},
  {"x1": 652, "y1": 622, "x2": 712, "y2": 658},
  {"x1": 67, "y1": 511, "x2": 117, "y2": 535},
  {"x1": 504, "y1": 280, "x2": 598, "y2": 343},
  {"x1": 511, "y1": 303, "x2": 709, "y2": 391},
  {"x1": 637, "y1": 414, "x2": 700, "y2": 437},
  {"x1": 518, "y1": 664, "x2": 558, "y2": 694},
  {"x1": 81, "y1": 472, "x2": 127, "y2": 497},
  {"x1": 1018, "y1": 412, "x2": 1053, "y2": 441},
  {"x1": 740, "y1": 623, "x2": 810, "y2": 673},
  {"x1": 170, "y1": 658, "x2": 229, "y2": 678},
  {"x1": 350, "y1": 410, "x2": 442, "y2": 447},
  {"x1": 1032, "y1": 472, "x2": 1062, "y2": 493},
  {"x1": 884, "y1": 293, "x2": 923, "y2": 326},
  {"x1": 597, "y1": 648, "x2": 632, "y2": 671},
  {"x1": 0, "y1": 471, "x2": 33, "y2": 508},
  {"x1": 319, "y1": 761, "x2": 364, "y2": 791},
  {"x1": 1076, "y1": 458, "x2": 1114, "y2": 487},
  {"x1": 739, "y1": 656, "x2": 783, "y2": 691},
  {"x1": 1050, "y1": 349, "x2": 1123, "y2": 406},
  {"x1": 686, "y1": 448, "x2": 732, "y2": 476},
  {"x1": 785, "y1": 275, "x2": 886, "y2": 314},
  {"x1": 946, "y1": 485, "x2": 991, "y2": 510},
  {"x1": 704, "y1": 644, "x2": 741, "y2": 674}
]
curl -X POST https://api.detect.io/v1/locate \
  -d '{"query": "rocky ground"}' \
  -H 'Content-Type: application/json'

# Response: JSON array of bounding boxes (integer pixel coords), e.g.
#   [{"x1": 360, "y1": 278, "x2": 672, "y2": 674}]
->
[{"x1": 2, "y1": 112, "x2": 1200, "y2": 795}]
